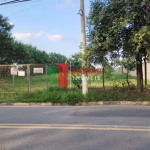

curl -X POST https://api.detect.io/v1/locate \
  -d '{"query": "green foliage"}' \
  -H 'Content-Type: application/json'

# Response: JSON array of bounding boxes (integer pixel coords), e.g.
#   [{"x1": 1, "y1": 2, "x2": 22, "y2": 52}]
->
[
  {"x1": 85, "y1": 92, "x2": 99, "y2": 102},
  {"x1": 49, "y1": 52, "x2": 67, "y2": 63},
  {"x1": 133, "y1": 26, "x2": 150, "y2": 53},
  {"x1": 61, "y1": 91, "x2": 84, "y2": 105},
  {"x1": 87, "y1": 0, "x2": 150, "y2": 59},
  {"x1": 0, "y1": 14, "x2": 14, "y2": 64},
  {"x1": 0, "y1": 14, "x2": 59, "y2": 65},
  {"x1": 114, "y1": 58, "x2": 136, "y2": 72},
  {"x1": 87, "y1": 0, "x2": 150, "y2": 92},
  {"x1": 68, "y1": 52, "x2": 82, "y2": 69},
  {"x1": 16, "y1": 87, "x2": 84, "y2": 105},
  {"x1": 112, "y1": 79, "x2": 136, "y2": 90},
  {"x1": 103, "y1": 64, "x2": 114, "y2": 78},
  {"x1": 1, "y1": 86, "x2": 150, "y2": 104},
  {"x1": 21, "y1": 43, "x2": 49, "y2": 64},
  {"x1": 71, "y1": 73, "x2": 82, "y2": 89}
]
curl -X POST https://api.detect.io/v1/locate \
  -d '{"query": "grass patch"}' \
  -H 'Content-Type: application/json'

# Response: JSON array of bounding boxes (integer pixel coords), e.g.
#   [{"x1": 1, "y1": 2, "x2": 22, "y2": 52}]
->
[{"x1": 0, "y1": 87, "x2": 150, "y2": 105}]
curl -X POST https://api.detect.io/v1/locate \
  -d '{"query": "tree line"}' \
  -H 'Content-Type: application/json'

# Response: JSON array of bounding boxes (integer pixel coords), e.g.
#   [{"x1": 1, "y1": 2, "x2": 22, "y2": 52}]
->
[{"x1": 0, "y1": 14, "x2": 72, "y2": 65}]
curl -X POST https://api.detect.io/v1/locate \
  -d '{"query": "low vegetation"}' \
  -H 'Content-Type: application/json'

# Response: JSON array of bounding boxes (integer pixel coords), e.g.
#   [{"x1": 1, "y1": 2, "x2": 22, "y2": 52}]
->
[
  {"x1": 0, "y1": 71, "x2": 150, "y2": 105},
  {"x1": 0, "y1": 86, "x2": 150, "y2": 105}
]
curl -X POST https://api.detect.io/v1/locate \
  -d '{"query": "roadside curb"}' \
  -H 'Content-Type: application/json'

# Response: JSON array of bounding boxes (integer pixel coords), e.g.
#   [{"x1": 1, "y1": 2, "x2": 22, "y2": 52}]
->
[{"x1": 0, "y1": 101, "x2": 150, "y2": 106}]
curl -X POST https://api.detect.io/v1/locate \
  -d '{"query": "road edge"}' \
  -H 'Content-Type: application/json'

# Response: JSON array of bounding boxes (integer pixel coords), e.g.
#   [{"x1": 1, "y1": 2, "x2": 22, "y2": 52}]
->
[{"x1": 0, "y1": 101, "x2": 150, "y2": 106}]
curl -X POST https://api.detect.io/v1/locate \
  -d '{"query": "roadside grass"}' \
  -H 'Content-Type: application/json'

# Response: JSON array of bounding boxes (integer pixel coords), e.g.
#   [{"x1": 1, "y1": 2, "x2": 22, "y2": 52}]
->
[{"x1": 0, "y1": 86, "x2": 150, "y2": 105}]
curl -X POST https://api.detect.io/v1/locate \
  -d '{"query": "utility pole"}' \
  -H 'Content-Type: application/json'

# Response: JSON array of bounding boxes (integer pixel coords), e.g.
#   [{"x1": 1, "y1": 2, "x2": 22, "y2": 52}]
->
[{"x1": 80, "y1": 0, "x2": 88, "y2": 94}]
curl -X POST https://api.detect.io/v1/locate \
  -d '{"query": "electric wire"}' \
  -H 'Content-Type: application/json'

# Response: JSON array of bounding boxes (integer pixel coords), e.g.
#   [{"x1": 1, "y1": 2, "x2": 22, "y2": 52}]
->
[
  {"x1": 0, "y1": 0, "x2": 31, "y2": 6},
  {"x1": 1, "y1": 0, "x2": 44, "y2": 10},
  {"x1": 7, "y1": 0, "x2": 48, "y2": 17}
]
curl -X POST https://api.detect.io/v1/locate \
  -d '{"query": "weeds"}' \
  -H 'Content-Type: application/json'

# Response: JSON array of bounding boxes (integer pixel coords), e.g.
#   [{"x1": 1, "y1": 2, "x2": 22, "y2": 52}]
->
[{"x1": 0, "y1": 87, "x2": 150, "y2": 105}]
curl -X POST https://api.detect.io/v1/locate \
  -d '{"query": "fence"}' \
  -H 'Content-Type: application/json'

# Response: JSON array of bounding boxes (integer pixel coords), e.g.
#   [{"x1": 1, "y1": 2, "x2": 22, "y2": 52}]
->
[
  {"x1": 0, "y1": 64, "x2": 47, "y2": 93},
  {"x1": 0, "y1": 63, "x2": 149, "y2": 95},
  {"x1": 0, "y1": 63, "x2": 73, "y2": 94},
  {"x1": 118, "y1": 63, "x2": 150, "y2": 88}
]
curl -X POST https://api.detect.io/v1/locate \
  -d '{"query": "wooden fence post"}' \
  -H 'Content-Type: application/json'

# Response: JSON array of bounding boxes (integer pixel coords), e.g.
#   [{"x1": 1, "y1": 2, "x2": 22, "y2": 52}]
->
[{"x1": 27, "y1": 64, "x2": 31, "y2": 94}]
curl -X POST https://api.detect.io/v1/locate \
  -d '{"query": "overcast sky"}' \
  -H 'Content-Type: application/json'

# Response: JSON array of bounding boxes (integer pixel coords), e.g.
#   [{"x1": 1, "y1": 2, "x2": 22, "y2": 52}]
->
[{"x1": 1, "y1": 0, "x2": 91, "y2": 57}]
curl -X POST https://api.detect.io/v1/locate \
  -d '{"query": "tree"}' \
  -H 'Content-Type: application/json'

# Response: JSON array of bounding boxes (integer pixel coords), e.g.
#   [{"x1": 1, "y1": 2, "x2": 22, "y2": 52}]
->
[
  {"x1": 10, "y1": 41, "x2": 29, "y2": 64},
  {"x1": 87, "y1": 0, "x2": 150, "y2": 92},
  {"x1": 21, "y1": 44, "x2": 49, "y2": 64},
  {"x1": 0, "y1": 14, "x2": 50, "y2": 64},
  {"x1": 0, "y1": 15, "x2": 29, "y2": 64},
  {"x1": 68, "y1": 52, "x2": 82, "y2": 69},
  {"x1": 0, "y1": 14, "x2": 14, "y2": 64},
  {"x1": 49, "y1": 52, "x2": 67, "y2": 63}
]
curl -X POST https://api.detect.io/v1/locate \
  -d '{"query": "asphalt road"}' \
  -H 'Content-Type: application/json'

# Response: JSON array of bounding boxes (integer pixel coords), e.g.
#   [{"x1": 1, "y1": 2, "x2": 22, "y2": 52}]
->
[{"x1": 0, "y1": 106, "x2": 150, "y2": 150}]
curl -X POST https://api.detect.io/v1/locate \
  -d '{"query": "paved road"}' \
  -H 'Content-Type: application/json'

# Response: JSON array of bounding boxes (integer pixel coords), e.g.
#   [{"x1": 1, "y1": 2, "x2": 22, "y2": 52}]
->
[{"x1": 0, "y1": 106, "x2": 150, "y2": 150}]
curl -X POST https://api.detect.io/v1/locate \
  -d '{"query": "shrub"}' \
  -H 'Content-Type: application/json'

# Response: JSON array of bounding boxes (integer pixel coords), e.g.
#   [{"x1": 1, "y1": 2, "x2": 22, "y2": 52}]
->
[{"x1": 61, "y1": 91, "x2": 84, "y2": 105}]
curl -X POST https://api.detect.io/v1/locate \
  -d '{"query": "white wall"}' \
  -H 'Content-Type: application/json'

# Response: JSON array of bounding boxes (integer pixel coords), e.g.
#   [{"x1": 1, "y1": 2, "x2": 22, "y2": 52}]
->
[
  {"x1": 118, "y1": 63, "x2": 150, "y2": 80},
  {"x1": 143, "y1": 63, "x2": 150, "y2": 80}
]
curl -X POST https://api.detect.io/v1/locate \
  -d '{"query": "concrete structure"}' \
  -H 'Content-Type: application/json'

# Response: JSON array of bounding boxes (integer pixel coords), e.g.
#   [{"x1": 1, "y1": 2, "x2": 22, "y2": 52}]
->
[
  {"x1": 142, "y1": 62, "x2": 150, "y2": 80},
  {"x1": 118, "y1": 62, "x2": 150, "y2": 80}
]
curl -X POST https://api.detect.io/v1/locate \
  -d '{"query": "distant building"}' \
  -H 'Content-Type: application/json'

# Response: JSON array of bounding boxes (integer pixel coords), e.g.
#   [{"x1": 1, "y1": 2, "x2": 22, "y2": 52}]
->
[{"x1": 117, "y1": 62, "x2": 150, "y2": 80}]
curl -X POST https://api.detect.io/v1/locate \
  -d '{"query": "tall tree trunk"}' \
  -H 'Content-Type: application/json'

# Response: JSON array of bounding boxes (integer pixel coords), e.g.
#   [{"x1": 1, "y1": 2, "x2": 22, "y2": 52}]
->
[{"x1": 136, "y1": 53, "x2": 143, "y2": 93}]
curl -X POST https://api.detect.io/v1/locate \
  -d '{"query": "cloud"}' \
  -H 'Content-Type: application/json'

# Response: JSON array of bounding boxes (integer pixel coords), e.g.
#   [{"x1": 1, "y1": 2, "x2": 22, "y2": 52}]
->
[
  {"x1": 8, "y1": 21, "x2": 14, "y2": 25},
  {"x1": 56, "y1": 0, "x2": 75, "y2": 8},
  {"x1": 34, "y1": 32, "x2": 42, "y2": 37},
  {"x1": 48, "y1": 34, "x2": 73, "y2": 42},
  {"x1": 13, "y1": 32, "x2": 42, "y2": 40},
  {"x1": 13, "y1": 33, "x2": 32, "y2": 40}
]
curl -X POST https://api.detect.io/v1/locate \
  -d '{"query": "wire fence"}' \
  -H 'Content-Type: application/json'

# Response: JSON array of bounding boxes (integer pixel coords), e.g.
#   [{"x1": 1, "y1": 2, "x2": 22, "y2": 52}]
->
[
  {"x1": 0, "y1": 64, "x2": 149, "y2": 95},
  {"x1": 0, "y1": 64, "x2": 47, "y2": 94},
  {"x1": 0, "y1": 63, "x2": 70, "y2": 94}
]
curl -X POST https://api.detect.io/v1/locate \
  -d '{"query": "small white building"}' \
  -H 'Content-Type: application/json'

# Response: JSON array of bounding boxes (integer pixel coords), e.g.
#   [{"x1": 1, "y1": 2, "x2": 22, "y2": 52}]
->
[{"x1": 118, "y1": 62, "x2": 150, "y2": 80}]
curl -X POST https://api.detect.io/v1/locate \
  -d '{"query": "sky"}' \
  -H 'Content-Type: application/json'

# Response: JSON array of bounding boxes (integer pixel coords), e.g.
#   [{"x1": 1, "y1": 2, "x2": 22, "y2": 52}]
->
[{"x1": 0, "y1": 0, "x2": 91, "y2": 58}]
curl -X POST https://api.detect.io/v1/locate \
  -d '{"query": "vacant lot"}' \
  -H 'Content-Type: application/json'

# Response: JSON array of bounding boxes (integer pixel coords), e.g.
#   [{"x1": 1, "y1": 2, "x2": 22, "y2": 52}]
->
[{"x1": 0, "y1": 72, "x2": 150, "y2": 103}]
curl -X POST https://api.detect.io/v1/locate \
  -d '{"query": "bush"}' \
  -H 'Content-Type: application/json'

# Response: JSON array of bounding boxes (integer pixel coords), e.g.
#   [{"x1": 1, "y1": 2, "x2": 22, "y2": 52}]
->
[
  {"x1": 61, "y1": 91, "x2": 84, "y2": 105},
  {"x1": 85, "y1": 92, "x2": 99, "y2": 102},
  {"x1": 1, "y1": 87, "x2": 150, "y2": 104}
]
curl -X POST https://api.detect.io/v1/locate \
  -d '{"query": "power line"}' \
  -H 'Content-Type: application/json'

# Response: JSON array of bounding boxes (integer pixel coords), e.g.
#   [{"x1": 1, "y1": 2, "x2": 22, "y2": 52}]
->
[
  {"x1": 8, "y1": 0, "x2": 48, "y2": 17},
  {"x1": 0, "y1": 0, "x2": 31, "y2": 6},
  {"x1": 1, "y1": 0, "x2": 43, "y2": 10}
]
